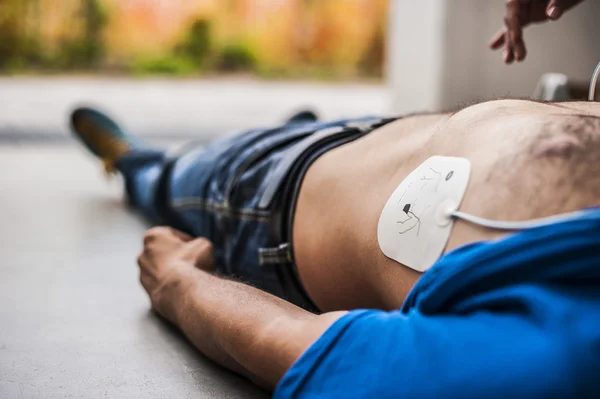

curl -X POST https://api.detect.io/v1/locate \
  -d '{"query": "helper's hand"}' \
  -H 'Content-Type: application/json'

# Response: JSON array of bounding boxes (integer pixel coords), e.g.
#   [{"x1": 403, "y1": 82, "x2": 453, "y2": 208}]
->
[
  {"x1": 137, "y1": 227, "x2": 215, "y2": 321},
  {"x1": 489, "y1": 0, "x2": 584, "y2": 64}
]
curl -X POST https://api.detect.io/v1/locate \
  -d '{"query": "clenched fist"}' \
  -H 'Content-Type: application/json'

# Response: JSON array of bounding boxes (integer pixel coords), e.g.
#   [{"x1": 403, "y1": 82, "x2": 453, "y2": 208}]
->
[{"x1": 137, "y1": 227, "x2": 215, "y2": 321}]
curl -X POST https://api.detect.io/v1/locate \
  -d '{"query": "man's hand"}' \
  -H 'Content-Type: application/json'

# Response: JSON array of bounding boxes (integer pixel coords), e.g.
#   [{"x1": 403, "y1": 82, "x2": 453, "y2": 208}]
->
[
  {"x1": 134, "y1": 226, "x2": 346, "y2": 390},
  {"x1": 490, "y1": 0, "x2": 584, "y2": 64},
  {"x1": 137, "y1": 227, "x2": 214, "y2": 322}
]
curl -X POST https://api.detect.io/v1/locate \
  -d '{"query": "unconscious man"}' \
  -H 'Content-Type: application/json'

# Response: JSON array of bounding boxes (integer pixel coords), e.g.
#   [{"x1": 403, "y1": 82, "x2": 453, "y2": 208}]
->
[
  {"x1": 71, "y1": 97, "x2": 600, "y2": 397},
  {"x1": 68, "y1": 1, "x2": 599, "y2": 396}
]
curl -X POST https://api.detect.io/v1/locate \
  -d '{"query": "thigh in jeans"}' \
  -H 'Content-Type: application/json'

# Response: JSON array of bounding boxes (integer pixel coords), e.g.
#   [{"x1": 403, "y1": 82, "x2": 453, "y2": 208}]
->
[{"x1": 164, "y1": 126, "x2": 309, "y2": 297}]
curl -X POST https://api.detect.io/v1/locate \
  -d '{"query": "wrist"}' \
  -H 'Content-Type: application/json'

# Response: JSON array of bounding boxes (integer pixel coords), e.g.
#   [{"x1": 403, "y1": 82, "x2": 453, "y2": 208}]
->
[{"x1": 154, "y1": 263, "x2": 203, "y2": 324}]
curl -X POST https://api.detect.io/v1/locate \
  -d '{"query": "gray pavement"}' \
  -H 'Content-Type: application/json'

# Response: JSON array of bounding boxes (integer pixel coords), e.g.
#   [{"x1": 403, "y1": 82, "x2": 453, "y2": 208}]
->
[
  {"x1": 0, "y1": 77, "x2": 390, "y2": 142},
  {"x1": 0, "y1": 146, "x2": 268, "y2": 398}
]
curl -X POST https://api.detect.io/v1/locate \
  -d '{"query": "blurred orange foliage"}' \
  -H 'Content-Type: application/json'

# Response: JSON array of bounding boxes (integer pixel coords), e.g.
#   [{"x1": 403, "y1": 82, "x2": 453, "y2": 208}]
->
[
  {"x1": 107, "y1": 0, "x2": 388, "y2": 75},
  {"x1": 1, "y1": 0, "x2": 388, "y2": 77}
]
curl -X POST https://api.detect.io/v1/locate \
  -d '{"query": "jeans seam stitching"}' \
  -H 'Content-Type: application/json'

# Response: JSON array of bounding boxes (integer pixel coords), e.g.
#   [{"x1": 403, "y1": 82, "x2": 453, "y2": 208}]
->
[
  {"x1": 172, "y1": 198, "x2": 270, "y2": 222},
  {"x1": 173, "y1": 198, "x2": 269, "y2": 215}
]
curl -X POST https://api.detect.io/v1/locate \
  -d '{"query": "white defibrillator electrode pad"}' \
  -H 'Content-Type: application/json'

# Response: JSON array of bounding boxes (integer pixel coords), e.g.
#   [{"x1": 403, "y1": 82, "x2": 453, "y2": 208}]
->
[{"x1": 377, "y1": 156, "x2": 472, "y2": 272}]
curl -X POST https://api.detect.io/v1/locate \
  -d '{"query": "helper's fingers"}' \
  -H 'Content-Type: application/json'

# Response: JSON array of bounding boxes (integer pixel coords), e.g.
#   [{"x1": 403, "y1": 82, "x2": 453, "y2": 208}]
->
[
  {"x1": 511, "y1": 29, "x2": 527, "y2": 62},
  {"x1": 505, "y1": 0, "x2": 522, "y2": 33},
  {"x1": 489, "y1": 28, "x2": 506, "y2": 50},
  {"x1": 546, "y1": 0, "x2": 564, "y2": 19},
  {"x1": 503, "y1": 20, "x2": 515, "y2": 64},
  {"x1": 506, "y1": 0, "x2": 527, "y2": 62},
  {"x1": 547, "y1": 0, "x2": 585, "y2": 20}
]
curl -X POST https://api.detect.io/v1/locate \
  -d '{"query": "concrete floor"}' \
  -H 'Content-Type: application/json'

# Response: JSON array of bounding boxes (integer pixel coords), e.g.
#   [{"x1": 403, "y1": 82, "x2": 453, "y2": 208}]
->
[{"x1": 0, "y1": 145, "x2": 268, "y2": 398}]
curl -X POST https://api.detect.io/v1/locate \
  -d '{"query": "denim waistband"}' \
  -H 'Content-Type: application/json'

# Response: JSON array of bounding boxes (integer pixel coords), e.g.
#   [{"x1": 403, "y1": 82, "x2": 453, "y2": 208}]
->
[{"x1": 259, "y1": 117, "x2": 399, "y2": 312}]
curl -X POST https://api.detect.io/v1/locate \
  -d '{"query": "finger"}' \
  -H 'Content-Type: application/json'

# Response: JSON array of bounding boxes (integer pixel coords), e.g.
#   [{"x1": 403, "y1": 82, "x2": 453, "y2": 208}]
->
[
  {"x1": 143, "y1": 226, "x2": 169, "y2": 245},
  {"x1": 489, "y1": 28, "x2": 506, "y2": 50},
  {"x1": 515, "y1": 40, "x2": 527, "y2": 62},
  {"x1": 508, "y1": 0, "x2": 529, "y2": 62},
  {"x1": 502, "y1": 24, "x2": 515, "y2": 64},
  {"x1": 139, "y1": 273, "x2": 153, "y2": 293},
  {"x1": 504, "y1": 47, "x2": 515, "y2": 64},
  {"x1": 187, "y1": 238, "x2": 215, "y2": 271},
  {"x1": 169, "y1": 228, "x2": 193, "y2": 242},
  {"x1": 143, "y1": 226, "x2": 189, "y2": 247},
  {"x1": 505, "y1": 0, "x2": 522, "y2": 32},
  {"x1": 546, "y1": 1, "x2": 563, "y2": 19},
  {"x1": 505, "y1": 0, "x2": 524, "y2": 44},
  {"x1": 510, "y1": 26, "x2": 526, "y2": 61},
  {"x1": 195, "y1": 247, "x2": 215, "y2": 271},
  {"x1": 137, "y1": 253, "x2": 149, "y2": 269},
  {"x1": 504, "y1": 1, "x2": 523, "y2": 64}
]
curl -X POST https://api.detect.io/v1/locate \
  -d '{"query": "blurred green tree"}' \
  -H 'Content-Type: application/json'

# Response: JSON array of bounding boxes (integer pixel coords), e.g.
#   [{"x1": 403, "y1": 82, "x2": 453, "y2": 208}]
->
[
  {"x1": 0, "y1": 0, "x2": 41, "y2": 70},
  {"x1": 61, "y1": 0, "x2": 108, "y2": 68},
  {"x1": 176, "y1": 19, "x2": 212, "y2": 68},
  {"x1": 80, "y1": 0, "x2": 108, "y2": 65},
  {"x1": 359, "y1": 25, "x2": 386, "y2": 78},
  {"x1": 0, "y1": 0, "x2": 387, "y2": 78},
  {"x1": 217, "y1": 42, "x2": 256, "y2": 72}
]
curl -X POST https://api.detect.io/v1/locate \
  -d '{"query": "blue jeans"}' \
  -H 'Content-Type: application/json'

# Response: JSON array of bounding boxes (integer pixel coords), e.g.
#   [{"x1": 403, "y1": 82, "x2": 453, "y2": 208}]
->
[{"x1": 116, "y1": 117, "x2": 387, "y2": 308}]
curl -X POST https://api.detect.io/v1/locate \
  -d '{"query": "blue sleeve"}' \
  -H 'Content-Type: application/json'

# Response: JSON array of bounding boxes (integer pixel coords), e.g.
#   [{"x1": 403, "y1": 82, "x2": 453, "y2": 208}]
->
[{"x1": 274, "y1": 306, "x2": 597, "y2": 399}]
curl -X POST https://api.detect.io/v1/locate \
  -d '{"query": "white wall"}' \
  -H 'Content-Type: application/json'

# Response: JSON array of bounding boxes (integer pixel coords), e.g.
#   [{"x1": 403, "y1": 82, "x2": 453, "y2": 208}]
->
[{"x1": 388, "y1": 0, "x2": 600, "y2": 114}]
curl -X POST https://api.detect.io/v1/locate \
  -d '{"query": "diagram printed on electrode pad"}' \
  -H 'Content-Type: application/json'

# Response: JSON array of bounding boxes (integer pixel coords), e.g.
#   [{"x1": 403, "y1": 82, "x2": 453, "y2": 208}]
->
[
  {"x1": 378, "y1": 156, "x2": 472, "y2": 272},
  {"x1": 396, "y1": 167, "x2": 442, "y2": 236}
]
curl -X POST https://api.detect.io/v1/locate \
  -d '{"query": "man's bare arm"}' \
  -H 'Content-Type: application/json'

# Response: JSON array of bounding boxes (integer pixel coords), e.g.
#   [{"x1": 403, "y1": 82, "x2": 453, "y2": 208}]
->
[{"x1": 137, "y1": 227, "x2": 346, "y2": 391}]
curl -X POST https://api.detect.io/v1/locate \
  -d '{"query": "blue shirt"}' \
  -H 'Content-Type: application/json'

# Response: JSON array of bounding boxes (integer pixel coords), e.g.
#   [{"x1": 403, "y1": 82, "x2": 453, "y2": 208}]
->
[{"x1": 275, "y1": 211, "x2": 600, "y2": 399}]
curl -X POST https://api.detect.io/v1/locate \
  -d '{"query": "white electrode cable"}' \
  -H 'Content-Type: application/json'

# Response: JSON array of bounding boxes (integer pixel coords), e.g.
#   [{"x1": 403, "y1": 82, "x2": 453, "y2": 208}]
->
[
  {"x1": 588, "y1": 61, "x2": 600, "y2": 101},
  {"x1": 450, "y1": 210, "x2": 589, "y2": 231}
]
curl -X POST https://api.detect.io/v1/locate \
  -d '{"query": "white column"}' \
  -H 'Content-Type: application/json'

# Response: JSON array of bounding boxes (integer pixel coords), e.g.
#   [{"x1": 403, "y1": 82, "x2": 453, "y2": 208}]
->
[
  {"x1": 387, "y1": 0, "x2": 449, "y2": 114},
  {"x1": 387, "y1": 0, "x2": 600, "y2": 114}
]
